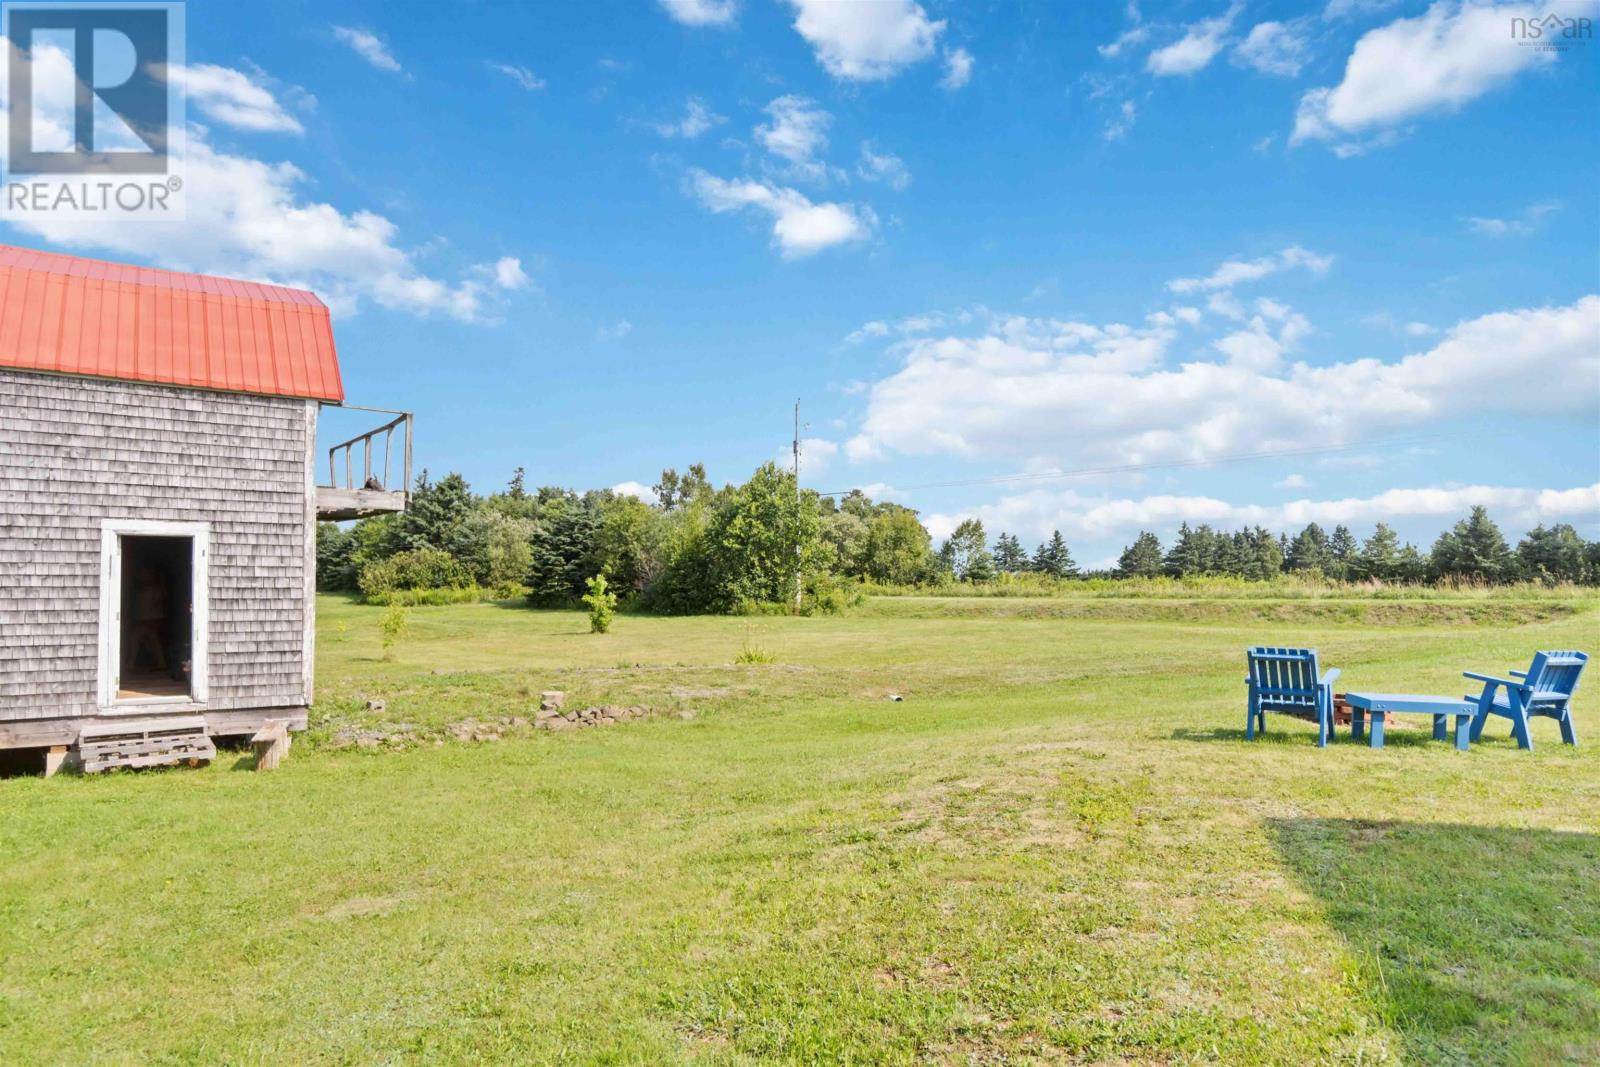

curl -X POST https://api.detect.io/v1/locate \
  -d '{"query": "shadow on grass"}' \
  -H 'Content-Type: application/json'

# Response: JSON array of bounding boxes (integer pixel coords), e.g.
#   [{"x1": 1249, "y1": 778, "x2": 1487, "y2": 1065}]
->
[
  {"x1": 1269, "y1": 818, "x2": 1600, "y2": 1064},
  {"x1": 1170, "y1": 722, "x2": 1448, "y2": 747},
  {"x1": 1169, "y1": 724, "x2": 1311, "y2": 745}
]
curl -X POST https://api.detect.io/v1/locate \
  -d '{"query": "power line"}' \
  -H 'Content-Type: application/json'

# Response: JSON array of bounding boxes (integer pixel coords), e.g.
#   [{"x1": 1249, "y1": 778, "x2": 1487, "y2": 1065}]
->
[{"x1": 814, "y1": 431, "x2": 1464, "y2": 498}]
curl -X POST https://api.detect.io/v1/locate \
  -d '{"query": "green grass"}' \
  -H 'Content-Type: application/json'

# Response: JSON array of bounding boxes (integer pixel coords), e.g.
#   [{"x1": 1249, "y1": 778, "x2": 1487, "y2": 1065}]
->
[{"x1": 2, "y1": 592, "x2": 1597, "y2": 1064}]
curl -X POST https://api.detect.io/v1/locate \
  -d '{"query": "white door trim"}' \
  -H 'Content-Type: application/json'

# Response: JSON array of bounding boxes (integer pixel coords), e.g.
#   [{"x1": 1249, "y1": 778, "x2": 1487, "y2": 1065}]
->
[{"x1": 98, "y1": 520, "x2": 210, "y2": 713}]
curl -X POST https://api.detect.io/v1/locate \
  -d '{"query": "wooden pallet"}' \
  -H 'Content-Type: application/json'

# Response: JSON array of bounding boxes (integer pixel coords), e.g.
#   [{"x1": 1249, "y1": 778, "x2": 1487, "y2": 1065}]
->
[{"x1": 76, "y1": 716, "x2": 215, "y2": 774}]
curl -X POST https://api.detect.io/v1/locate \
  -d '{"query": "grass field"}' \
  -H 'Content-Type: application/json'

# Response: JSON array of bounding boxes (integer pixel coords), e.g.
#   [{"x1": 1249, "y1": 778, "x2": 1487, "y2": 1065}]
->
[{"x1": 3, "y1": 591, "x2": 1598, "y2": 1064}]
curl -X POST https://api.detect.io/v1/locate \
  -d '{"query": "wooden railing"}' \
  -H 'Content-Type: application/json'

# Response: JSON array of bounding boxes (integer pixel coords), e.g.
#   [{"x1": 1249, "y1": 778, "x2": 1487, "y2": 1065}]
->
[{"x1": 325, "y1": 407, "x2": 412, "y2": 493}]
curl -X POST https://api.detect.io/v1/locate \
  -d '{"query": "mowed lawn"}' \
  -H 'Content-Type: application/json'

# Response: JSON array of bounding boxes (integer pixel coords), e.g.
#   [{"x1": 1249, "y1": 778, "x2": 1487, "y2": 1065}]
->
[{"x1": 3, "y1": 593, "x2": 1598, "y2": 1065}]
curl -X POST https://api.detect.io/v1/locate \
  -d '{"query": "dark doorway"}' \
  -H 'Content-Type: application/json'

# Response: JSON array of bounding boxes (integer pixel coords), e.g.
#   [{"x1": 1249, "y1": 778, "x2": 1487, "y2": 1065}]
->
[{"x1": 118, "y1": 535, "x2": 193, "y2": 699}]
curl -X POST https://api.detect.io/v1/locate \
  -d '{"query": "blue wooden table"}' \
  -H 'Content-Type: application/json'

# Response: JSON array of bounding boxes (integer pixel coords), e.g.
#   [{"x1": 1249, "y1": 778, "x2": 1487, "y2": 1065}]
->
[{"x1": 1343, "y1": 692, "x2": 1473, "y2": 750}]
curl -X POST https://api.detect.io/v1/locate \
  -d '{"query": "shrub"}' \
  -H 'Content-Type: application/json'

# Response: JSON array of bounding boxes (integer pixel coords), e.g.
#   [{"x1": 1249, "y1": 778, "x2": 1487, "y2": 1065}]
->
[
  {"x1": 370, "y1": 584, "x2": 525, "y2": 607},
  {"x1": 583, "y1": 574, "x2": 618, "y2": 634},
  {"x1": 734, "y1": 641, "x2": 777, "y2": 664},
  {"x1": 379, "y1": 604, "x2": 409, "y2": 660},
  {"x1": 803, "y1": 573, "x2": 866, "y2": 616},
  {"x1": 358, "y1": 547, "x2": 472, "y2": 602}
]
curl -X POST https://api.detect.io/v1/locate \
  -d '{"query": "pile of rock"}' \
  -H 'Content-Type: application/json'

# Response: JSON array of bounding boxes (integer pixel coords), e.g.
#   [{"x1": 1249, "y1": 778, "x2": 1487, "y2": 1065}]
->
[
  {"x1": 535, "y1": 691, "x2": 651, "y2": 731},
  {"x1": 448, "y1": 716, "x2": 528, "y2": 743}
]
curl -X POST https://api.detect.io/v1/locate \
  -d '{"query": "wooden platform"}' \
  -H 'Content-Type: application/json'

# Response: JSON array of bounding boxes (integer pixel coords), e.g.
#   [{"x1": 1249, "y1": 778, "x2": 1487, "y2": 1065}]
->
[
  {"x1": 0, "y1": 707, "x2": 309, "y2": 750},
  {"x1": 76, "y1": 715, "x2": 215, "y2": 773},
  {"x1": 317, "y1": 485, "x2": 407, "y2": 520}
]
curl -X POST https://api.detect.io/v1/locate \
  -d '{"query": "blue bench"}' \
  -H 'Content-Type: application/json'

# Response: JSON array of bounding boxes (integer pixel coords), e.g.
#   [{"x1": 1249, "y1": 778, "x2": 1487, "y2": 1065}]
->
[{"x1": 1343, "y1": 692, "x2": 1473, "y2": 750}]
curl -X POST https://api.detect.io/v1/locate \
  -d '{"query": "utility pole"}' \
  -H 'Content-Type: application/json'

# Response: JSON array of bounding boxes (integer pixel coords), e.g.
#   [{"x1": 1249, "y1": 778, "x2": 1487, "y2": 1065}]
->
[{"x1": 793, "y1": 398, "x2": 803, "y2": 613}]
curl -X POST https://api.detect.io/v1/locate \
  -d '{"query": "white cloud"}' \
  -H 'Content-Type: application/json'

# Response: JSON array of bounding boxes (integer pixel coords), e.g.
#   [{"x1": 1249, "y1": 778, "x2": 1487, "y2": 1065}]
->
[
  {"x1": 612, "y1": 481, "x2": 660, "y2": 504},
  {"x1": 851, "y1": 482, "x2": 908, "y2": 502},
  {"x1": 940, "y1": 47, "x2": 974, "y2": 90},
  {"x1": 797, "y1": 437, "x2": 840, "y2": 477},
  {"x1": 928, "y1": 481, "x2": 1600, "y2": 547},
  {"x1": 844, "y1": 309, "x2": 977, "y2": 346},
  {"x1": 845, "y1": 320, "x2": 891, "y2": 345},
  {"x1": 858, "y1": 142, "x2": 911, "y2": 190},
  {"x1": 658, "y1": 0, "x2": 739, "y2": 27},
  {"x1": 1146, "y1": 5, "x2": 1240, "y2": 76},
  {"x1": 1275, "y1": 473, "x2": 1311, "y2": 489},
  {"x1": 1292, "y1": 2, "x2": 1554, "y2": 149},
  {"x1": 6, "y1": 132, "x2": 516, "y2": 323},
  {"x1": 1100, "y1": 25, "x2": 1152, "y2": 59},
  {"x1": 1, "y1": 41, "x2": 519, "y2": 322},
  {"x1": 1212, "y1": 302, "x2": 1312, "y2": 371},
  {"x1": 1466, "y1": 199, "x2": 1561, "y2": 236},
  {"x1": 686, "y1": 170, "x2": 874, "y2": 258},
  {"x1": 786, "y1": 0, "x2": 944, "y2": 81},
  {"x1": 598, "y1": 319, "x2": 633, "y2": 341},
  {"x1": 331, "y1": 26, "x2": 402, "y2": 74},
  {"x1": 843, "y1": 295, "x2": 1599, "y2": 466},
  {"x1": 1168, "y1": 245, "x2": 1333, "y2": 293},
  {"x1": 1404, "y1": 321, "x2": 1437, "y2": 336},
  {"x1": 488, "y1": 63, "x2": 545, "y2": 91},
  {"x1": 1233, "y1": 20, "x2": 1311, "y2": 77},
  {"x1": 171, "y1": 64, "x2": 305, "y2": 133},
  {"x1": 1104, "y1": 99, "x2": 1138, "y2": 141},
  {"x1": 654, "y1": 97, "x2": 724, "y2": 138},
  {"x1": 757, "y1": 95, "x2": 831, "y2": 167},
  {"x1": 492, "y1": 257, "x2": 530, "y2": 290}
]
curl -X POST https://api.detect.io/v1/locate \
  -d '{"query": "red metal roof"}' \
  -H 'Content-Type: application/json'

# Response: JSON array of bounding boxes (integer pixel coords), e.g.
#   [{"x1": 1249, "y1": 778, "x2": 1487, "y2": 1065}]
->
[{"x1": 0, "y1": 244, "x2": 344, "y2": 402}]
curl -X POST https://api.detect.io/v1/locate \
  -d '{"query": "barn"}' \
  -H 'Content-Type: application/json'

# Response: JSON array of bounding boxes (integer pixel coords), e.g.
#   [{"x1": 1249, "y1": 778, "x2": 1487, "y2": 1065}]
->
[{"x1": 0, "y1": 244, "x2": 410, "y2": 773}]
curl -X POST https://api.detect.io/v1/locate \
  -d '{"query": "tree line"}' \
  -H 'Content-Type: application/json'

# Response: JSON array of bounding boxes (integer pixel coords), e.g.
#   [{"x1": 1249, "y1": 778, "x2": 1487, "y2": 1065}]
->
[
  {"x1": 317, "y1": 462, "x2": 1600, "y2": 612},
  {"x1": 1112, "y1": 509, "x2": 1597, "y2": 585}
]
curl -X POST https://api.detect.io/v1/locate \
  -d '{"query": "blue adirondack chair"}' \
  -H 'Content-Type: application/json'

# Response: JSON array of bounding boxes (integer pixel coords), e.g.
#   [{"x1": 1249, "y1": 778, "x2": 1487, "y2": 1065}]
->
[
  {"x1": 1465, "y1": 650, "x2": 1586, "y2": 750},
  {"x1": 1246, "y1": 647, "x2": 1340, "y2": 747}
]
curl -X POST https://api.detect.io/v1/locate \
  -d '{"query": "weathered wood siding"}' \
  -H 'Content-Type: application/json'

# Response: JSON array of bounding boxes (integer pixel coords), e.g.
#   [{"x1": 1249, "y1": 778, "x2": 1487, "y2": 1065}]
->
[{"x1": 0, "y1": 368, "x2": 314, "y2": 722}]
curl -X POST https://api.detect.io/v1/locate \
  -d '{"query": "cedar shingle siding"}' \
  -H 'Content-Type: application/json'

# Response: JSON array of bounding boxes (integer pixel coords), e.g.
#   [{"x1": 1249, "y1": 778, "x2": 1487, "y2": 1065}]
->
[{"x1": 0, "y1": 368, "x2": 313, "y2": 723}]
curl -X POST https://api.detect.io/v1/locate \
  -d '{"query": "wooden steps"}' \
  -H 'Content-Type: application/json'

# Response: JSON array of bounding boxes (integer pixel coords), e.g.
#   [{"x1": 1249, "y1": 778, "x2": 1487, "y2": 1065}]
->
[{"x1": 75, "y1": 716, "x2": 215, "y2": 774}]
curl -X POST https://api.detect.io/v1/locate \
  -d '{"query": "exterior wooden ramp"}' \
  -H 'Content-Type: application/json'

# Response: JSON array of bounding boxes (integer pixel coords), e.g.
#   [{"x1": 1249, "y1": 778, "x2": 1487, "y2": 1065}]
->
[{"x1": 75, "y1": 716, "x2": 215, "y2": 774}]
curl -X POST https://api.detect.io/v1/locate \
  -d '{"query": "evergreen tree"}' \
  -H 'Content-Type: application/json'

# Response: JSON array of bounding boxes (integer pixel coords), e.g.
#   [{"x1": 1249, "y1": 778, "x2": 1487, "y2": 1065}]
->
[
  {"x1": 1164, "y1": 522, "x2": 1206, "y2": 576},
  {"x1": 1117, "y1": 531, "x2": 1165, "y2": 578},
  {"x1": 1049, "y1": 530, "x2": 1078, "y2": 578},
  {"x1": 1429, "y1": 506, "x2": 1513, "y2": 582},
  {"x1": 1516, "y1": 523, "x2": 1587, "y2": 584},
  {"x1": 1327, "y1": 524, "x2": 1359, "y2": 580},
  {"x1": 992, "y1": 532, "x2": 1028, "y2": 574},
  {"x1": 400, "y1": 471, "x2": 474, "y2": 554},
  {"x1": 1286, "y1": 522, "x2": 1331, "y2": 574},
  {"x1": 527, "y1": 492, "x2": 603, "y2": 604},
  {"x1": 1244, "y1": 526, "x2": 1284, "y2": 581},
  {"x1": 1358, "y1": 522, "x2": 1400, "y2": 581},
  {"x1": 1394, "y1": 543, "x2": 1428, "y2": 583},
  {"x1": 1213, "y1": 529, "x2": 1251, "y2": 578},
  {"x1": 1031, "y1": 530, "x2": 1077, "y2": 578}
]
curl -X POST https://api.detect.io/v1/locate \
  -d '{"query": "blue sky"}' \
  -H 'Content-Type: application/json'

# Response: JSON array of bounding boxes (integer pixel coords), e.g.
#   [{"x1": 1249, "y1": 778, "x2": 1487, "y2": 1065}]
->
[{"x1": 5, "y1": 0, "x2": 1597, "y2": 566}]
